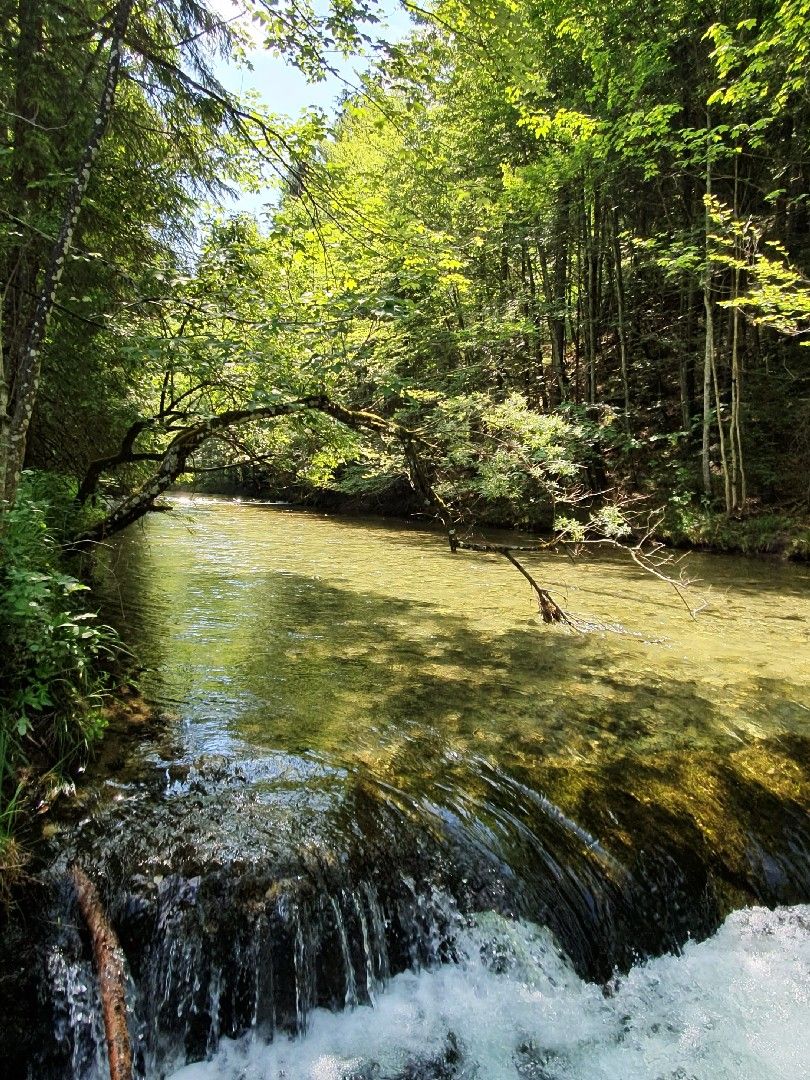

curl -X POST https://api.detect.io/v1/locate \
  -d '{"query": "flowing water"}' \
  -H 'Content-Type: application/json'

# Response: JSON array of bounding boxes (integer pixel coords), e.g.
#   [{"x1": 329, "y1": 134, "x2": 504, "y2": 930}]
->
[{"x1": 24, "y1": 497, "x2": 810, "y2": 1078}]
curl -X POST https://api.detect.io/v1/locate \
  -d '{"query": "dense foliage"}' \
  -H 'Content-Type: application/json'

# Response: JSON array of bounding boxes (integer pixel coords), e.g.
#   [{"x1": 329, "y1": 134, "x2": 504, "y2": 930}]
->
[
  {"x1": 1, "y1": 1, "x2": 809, "y2": 852},
  {"x1": 0, "y1": 475, "x2": 120, "y2": 863},
  {"x1": 3, "y1": 1, "x2": 809, "y2": 531},
  {"x1": 251, "y1": 0, "x2": 810, "y2": 531}
]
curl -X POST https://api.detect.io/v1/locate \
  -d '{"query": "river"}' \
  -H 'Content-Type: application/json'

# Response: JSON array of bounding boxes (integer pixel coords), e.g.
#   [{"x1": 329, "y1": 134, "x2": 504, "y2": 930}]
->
[{"x1": 30, "y1": 496, "x2": 810, "y2": 1078}]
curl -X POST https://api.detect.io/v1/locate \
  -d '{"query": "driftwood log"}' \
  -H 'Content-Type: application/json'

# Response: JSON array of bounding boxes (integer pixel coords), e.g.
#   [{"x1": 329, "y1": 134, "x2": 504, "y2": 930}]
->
[{"x1": 69, "y1": 865, "x2": 133, "y2": 1080}]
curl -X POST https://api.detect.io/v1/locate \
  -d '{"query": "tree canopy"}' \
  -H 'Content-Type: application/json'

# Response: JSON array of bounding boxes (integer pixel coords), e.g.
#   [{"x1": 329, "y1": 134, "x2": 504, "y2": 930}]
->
[{"x1": 1, "y1": 0, "x2": 808, "y2": 547}]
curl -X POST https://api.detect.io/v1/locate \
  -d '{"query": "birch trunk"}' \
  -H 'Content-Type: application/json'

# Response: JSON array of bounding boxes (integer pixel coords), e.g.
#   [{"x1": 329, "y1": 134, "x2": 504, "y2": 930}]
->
[
  {"x1": 702, "y1": 129, "x2": 714, "y2": 498},
  {"x1": 2, "y1": 0, "x2": 135, "y2": 506}
]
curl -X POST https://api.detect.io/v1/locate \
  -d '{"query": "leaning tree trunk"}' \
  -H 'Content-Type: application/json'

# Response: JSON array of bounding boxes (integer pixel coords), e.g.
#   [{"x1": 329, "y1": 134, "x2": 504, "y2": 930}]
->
[
  {"x1": 2, "y1": 0, "x2": 135, "y2": 506},
  {"x1": 70, "y1": 397, "x2": 373, "y2": 546},
  {"x1": 70, "y1": 396, "x2": 574, "y2": 625}
]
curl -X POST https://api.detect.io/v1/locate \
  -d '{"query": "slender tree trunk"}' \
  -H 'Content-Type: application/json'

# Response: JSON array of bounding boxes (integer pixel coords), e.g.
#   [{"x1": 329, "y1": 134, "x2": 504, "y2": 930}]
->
[
  {"x1": 679, "y1": 278, "x2": 697, "y2": 431},
  {"x1": 678, "y1": 282, "x2": 689, "y2": 429},
  {"x1": 499, "y1": 229, "x2": 511, "y2": 301},
  {"x1": 611, "y1": 209, "x2": 630, "y2": 432},
  {"x1": 521, "y1": 236, "x2": 548, "y2": 408},
  {"x1": 702, "y1": 285, "x2": 715, "y2": 497},
  {"x1": 584, "y1": 193, "x2": 599, "y2": 405},
  {"x1": 537, "y1": 241, "x2": 567, "y2": 403},
  {"x1": 702, "y1": 130, "x2": 714, "y2": 498},
  {"x1": 729, "y1": 160, "x2": 746, "y2": 510},
  {"x1": 711, "y1": 346, "x2": 732, "y2": 512},
  {"x1": 0, "y1": 299, "x2": 9, "y2": 506},
  {"x1": 2, "y1": 0, "x2": 135, "y2": 506},
  {"x1": 573, "y1": 229, "x2": 582, "y2": 404},
  {"x1": 730, "y1": 301, "x2": 746, "y2": 507}
]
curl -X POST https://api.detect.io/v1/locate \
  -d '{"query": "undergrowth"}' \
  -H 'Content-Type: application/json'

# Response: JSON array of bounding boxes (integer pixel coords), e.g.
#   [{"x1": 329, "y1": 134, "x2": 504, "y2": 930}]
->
[
  {"x1": 0, "y1": 472, "x2": 123, "y2": 883},
  {"x1": 660, "y1": 505, "x2": 810, "y2": 559}
]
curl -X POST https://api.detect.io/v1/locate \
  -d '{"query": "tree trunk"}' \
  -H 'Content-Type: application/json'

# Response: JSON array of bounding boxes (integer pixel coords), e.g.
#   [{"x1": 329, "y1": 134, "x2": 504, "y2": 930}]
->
[
  {"x1": 584, "y1": 193, "x2": 599, "y2": 405},
  {"x1": 730, "y1": 301, "x2": 746, "y2": 508},
  {"x1": 679, "y1": 279, "x2": 697, "y2": 430},
  {"x1": 1, "y1": 0, "x2": 44, "y2": 504},
  {"x1": 702, "y1": 132, "x2": 714, "y2": 498},
  {"x1": 537, "y1": 242, "x2": 568, "y2": 403},
  {"x1": 729, "y1": 160, "x2": 746, "y2": 510},
  {"x1": 2, "y1": 0, "x2": 135, "y2": 506},
  {"x1": 611, "y1": 209, "x2": 630, "y2": 432},
  {"x1": 70, "y1": 866, "x2": 133, "y2": 1080},
  {"x1": 711, "y1": 346, "x2": 732, "y2": 513},
  {"x1": 520, "y1": 235, "x2": 548, "y2": 408}
]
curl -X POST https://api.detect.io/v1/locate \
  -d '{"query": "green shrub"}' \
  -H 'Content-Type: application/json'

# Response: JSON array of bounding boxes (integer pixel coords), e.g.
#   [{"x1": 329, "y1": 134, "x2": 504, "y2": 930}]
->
[
  {"x1": 660, "y1": 504, "x2": 810, "y2": 558},
  {"x1": 0, "y1": 473, "x2": 122, "y2": 846}
]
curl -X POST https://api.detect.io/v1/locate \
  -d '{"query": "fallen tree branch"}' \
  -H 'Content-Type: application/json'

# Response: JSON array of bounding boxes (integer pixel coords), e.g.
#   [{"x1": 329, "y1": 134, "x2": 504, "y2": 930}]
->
[
  {"x1": 68, "y1": 395, "x2": 698, "y2": 627},
  {"x1": 394, "y1": 431, "x2": 579, "y2": 623},
  {"x1": 69, "y1": 865, "x2": 132, "y2": 1080},
  {"x1": 452, "y1": 541, "x2": 578, "y2": 626}
]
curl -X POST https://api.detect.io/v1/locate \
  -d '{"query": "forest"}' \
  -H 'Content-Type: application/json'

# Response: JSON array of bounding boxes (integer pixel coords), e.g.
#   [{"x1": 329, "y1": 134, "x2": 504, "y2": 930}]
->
[
  {"x1": 2, "y1": 0, "x2": 810, "y2": 855},
  {"x1": 0, "y1": 4, "x2": 809, "y2": 1075}
]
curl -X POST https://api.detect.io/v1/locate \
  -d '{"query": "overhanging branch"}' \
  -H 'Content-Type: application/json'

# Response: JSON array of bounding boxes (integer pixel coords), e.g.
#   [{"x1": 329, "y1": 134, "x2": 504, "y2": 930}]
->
[{"x1": 69, "y1": 395, "x2": 698, "y2": 628}]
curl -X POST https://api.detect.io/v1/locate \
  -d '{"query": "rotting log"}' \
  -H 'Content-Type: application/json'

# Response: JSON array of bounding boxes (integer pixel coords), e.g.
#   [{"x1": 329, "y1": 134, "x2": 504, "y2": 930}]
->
[{"x1": 69, "y1": 865, "x2": 133, "y2": 1080}]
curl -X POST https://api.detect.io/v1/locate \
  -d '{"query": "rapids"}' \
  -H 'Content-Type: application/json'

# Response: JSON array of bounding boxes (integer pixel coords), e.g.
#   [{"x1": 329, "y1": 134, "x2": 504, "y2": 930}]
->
[{"x1": 169, "y1": 905, "x2": 810, "y2": 1080}]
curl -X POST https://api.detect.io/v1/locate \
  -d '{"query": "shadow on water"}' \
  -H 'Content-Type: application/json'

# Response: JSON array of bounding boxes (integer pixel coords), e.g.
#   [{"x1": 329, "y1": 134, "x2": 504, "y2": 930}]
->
[
  {"x1": 8, "y1": 504, "x2": 809, "y2": 1077},
  {"x1": 230, "y1": 568, "x2": 809, "y2": 945}
]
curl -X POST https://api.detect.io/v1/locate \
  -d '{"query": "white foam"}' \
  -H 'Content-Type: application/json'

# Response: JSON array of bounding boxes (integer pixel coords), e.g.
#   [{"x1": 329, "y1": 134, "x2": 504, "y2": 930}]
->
[{"x1": 169, "y1": 904, "x2": 810, "y2": 1080}]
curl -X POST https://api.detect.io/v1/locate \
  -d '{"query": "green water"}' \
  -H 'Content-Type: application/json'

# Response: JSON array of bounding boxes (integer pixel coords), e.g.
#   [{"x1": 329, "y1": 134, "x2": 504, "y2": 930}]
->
[{"x1": 93, "y1": 496, "x2": 809, "y2": 919}]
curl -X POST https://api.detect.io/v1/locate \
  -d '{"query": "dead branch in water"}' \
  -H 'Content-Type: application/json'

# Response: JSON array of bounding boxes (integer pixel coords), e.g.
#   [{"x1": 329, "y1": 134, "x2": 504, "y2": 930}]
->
[
  {"x1": 446, "y1": 536, "x2": 579, "y2": 626},
  {"x1": 69, "y1": 865, "x2": 132, "y2": 1080},
  {"x1": 69, "y1": 397, "x2": 702, "y2": 627},
  {"x1": 557, "y1": 511, "x2": 708, "y2": 620}
]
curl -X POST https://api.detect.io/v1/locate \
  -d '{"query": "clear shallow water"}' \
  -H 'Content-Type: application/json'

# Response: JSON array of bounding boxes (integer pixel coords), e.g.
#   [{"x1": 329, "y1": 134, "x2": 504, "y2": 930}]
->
[
  {"x1": 42, "y1": 495, "x2": 810, "y2": 1077},
  {"x1": 96, "y1": 495, "x2": 810, "y2": 903},
  {"x1": 102, "y1": 495, "x2": 810, "y2": 760}
]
